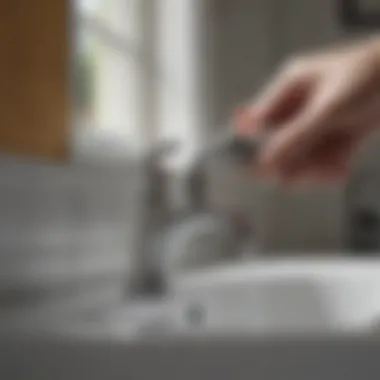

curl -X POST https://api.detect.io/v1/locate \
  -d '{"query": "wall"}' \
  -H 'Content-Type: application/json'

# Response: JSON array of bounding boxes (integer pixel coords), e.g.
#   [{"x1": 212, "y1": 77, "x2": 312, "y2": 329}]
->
[
  {"x1": 209, "y1": 0, "x2": 376, "y2": 252},
  {"x1": 0, "y1": 156, "x2": 137, "y2": 331}
]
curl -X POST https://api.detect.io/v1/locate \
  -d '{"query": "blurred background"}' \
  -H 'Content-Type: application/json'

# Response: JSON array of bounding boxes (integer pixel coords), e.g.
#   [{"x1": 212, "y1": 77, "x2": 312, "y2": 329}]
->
[
  {"x1": 1, "y1": 0, "x2": 380, "y2": 336},
  {"x1": 71, "y1": 0, "x2": 380, "y2": 254}
]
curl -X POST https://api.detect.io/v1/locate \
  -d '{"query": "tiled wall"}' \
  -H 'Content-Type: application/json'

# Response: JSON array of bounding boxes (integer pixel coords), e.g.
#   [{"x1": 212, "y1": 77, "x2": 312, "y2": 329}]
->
[{"x1": 0, "y1": 156, "x2": 136, "y2": 330}]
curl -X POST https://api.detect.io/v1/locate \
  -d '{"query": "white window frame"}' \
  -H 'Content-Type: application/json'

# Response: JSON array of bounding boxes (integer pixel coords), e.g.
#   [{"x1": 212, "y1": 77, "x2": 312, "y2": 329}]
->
[{"x1": 71, "y1": 0, "x2": 212, "y2": 169}]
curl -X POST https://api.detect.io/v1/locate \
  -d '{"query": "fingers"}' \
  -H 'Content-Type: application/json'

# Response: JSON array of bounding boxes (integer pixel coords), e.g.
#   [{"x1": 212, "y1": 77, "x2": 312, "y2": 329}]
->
[
  {"x1": 235, "y1": 57, "x2": 316, "y2": 137},
  {"x1": 252, "y1": 60, "x2": 314, "y2": 128},
  {"x1": 258, "y1": 106, "x2": 326, "y2": 176},
  {"x1": 258, "y1": 124, "x2": 359, "y2": 184},
  {"x1": 257, "y1": 72, "x2": 354, "y2": 169},
  {"x1": 239, "y1": 40, "x2": 380, "y2": 186},
  {"x1": 257, "y1": 83, "x2": 380, "y2": 178},
  {"x1": 336, "y1": 88, "x2": 380, "y2": 129}
]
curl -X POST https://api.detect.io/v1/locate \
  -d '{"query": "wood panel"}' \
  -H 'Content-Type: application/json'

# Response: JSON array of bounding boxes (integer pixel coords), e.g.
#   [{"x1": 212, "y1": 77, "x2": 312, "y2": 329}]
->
[{"x1": 0, "y1": 0, "x2": 69, "y2": 161}]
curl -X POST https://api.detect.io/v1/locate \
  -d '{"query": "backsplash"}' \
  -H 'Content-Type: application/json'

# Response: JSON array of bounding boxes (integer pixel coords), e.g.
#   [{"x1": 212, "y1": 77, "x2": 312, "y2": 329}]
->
[
  {"x1": 208, "y1": 158, "x2": 345, "y2": 253},
  {"x1": 0, "y1": 147, "x2": 365, "y2": 329},
  {"x1": 0, "y1": 156, "x2": 136, "y2": 329}
]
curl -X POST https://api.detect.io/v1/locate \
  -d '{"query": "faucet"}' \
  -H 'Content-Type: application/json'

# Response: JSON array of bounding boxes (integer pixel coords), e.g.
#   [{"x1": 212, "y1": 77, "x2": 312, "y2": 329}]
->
[{"x1": 127, "y1": 132, "x2": 263, "y2": 299}]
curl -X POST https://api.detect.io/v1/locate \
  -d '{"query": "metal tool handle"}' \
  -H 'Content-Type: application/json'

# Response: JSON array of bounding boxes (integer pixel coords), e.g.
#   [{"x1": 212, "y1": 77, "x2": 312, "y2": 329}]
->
[{"x1": 219, "y1": 129, "x2": 271, "y2": 165}]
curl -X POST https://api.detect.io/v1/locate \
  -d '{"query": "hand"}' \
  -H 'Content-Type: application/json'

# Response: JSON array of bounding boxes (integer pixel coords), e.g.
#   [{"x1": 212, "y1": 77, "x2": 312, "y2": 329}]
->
[{"x1": 243, "y1": 37, "x2": 380, "y2": 184}]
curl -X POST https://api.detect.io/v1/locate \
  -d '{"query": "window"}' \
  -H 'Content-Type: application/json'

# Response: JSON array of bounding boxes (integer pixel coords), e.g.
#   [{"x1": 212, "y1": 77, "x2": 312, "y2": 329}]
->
[
  {"x1": 73, "y1": 0, "x2": 151, "y2": 160},
  {"x1": 73, "y1": 0, "x2": 210, "y2": 168}
]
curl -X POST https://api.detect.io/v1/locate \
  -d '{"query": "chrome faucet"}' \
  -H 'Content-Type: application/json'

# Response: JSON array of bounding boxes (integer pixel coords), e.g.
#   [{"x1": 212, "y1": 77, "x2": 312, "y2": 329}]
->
[{"x1": 127, "y1": 132, "x2": 264, "y2": 298}]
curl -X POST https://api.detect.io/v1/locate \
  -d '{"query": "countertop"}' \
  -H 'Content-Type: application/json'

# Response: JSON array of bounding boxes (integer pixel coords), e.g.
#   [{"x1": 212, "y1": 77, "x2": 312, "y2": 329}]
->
[{"x1": 1, "y1": 331, "x2": 380, "y2": 380}]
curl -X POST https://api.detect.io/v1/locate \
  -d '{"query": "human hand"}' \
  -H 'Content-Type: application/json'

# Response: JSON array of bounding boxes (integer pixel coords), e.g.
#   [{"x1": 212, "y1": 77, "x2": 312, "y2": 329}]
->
[{"x1": 241, "y1": 37, "x2": 380, "y2": 184}]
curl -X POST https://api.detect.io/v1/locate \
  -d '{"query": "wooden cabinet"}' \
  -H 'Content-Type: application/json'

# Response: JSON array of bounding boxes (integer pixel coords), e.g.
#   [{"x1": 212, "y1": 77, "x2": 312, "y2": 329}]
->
[{"x1": 0, "y1": 0, "x2": 69, "y2": 161}]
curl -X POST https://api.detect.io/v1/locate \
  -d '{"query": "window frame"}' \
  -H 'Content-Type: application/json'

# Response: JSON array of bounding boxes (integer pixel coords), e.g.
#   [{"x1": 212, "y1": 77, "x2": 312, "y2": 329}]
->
[
  {"x1": 70, "y1": 0, "x2": 158, "y2": 163},
  {"x1": 70, "y1": 0, "x2": 212, "y2": 169}
]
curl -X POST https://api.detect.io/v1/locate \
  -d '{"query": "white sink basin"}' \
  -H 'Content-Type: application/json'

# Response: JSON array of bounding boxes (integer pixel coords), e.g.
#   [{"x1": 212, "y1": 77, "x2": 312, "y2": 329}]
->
[
  {"x1": 24, "y1": 260, "x2": 380, "y2": 339},
  {"x1": 169, "y1": 259, "x2": 380, "y2": 335}
]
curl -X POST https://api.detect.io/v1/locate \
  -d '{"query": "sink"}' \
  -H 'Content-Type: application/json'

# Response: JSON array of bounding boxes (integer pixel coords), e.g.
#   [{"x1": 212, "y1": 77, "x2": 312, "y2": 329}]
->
[
  {"x1": 23, "y1": 259, "x2": 380, "y2": 339},
  {"x1": 168, "y1": 259, "x2": 380, "y2": 336},
  {"x1": 3, "y1": 262, "x2": 380, "y2": 379}
]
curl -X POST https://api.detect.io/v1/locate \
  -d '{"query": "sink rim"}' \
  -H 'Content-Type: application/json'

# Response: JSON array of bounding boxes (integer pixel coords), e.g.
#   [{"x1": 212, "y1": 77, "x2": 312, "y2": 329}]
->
[{"x1": 173, "y1": 258, "x2": 380, "y2": 288}]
